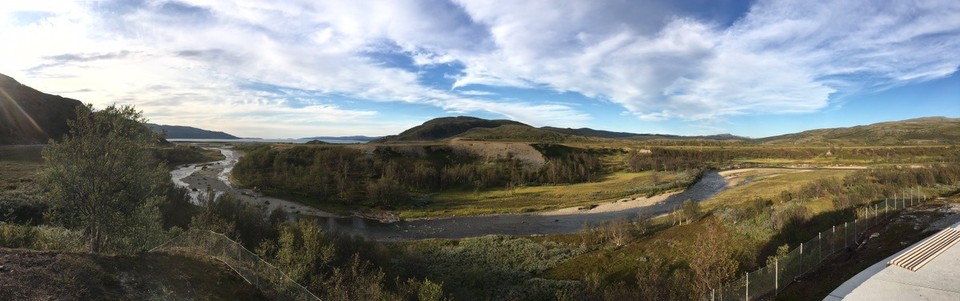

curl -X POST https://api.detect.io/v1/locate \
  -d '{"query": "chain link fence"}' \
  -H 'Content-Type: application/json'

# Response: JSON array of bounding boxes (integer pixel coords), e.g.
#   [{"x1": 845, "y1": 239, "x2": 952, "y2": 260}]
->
[
  {"x1": 713, "y1": 191, "x2": 931, "y2": 301},
  {"x1": 151, "y1": 229, "x2": 320, "y2": 301}
]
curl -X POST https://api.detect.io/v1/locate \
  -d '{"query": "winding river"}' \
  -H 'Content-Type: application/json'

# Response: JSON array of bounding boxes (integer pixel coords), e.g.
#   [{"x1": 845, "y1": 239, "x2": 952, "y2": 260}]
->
[{"x1": 172, "y1": 148, "x2": 729, "y2": 240}]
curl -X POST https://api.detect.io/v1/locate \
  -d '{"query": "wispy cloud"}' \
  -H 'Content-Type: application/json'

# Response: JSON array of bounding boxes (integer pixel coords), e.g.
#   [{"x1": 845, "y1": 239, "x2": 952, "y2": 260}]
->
[
  {"x1": 0, "y1": 0, "x2": 957, "y2": 137},
  {"x1": 450, "y1": 0, "x2": 960, "y2": 121}
]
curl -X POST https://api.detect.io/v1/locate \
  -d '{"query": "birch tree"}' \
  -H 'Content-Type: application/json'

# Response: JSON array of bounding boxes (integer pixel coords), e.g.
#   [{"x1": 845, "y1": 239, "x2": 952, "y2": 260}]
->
[{"x1": 41, "y1": 104, "x2": 166, "y2": 253}]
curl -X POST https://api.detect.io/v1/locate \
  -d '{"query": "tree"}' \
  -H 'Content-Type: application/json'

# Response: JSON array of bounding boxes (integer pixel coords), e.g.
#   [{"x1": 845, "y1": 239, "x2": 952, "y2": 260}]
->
[
  {"x1": 634, "y1": 210, "x2": 651, "y2": 235},
  {"x1": 681, "y1": 199, "x2": 701, "y2": 225},
  {"x1": 271, "y1": 220, "x2": 335, "y2": 285},
  {"x1": 41, "y1": 105, "x2": 167, "y2": 253},
  {"x1": 686, "y1": 222, "x2": 740, "y2": 299}
]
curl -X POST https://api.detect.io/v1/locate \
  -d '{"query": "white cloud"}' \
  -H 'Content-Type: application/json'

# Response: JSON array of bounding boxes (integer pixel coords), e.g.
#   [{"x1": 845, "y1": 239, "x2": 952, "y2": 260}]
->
[
  {"x1": 0, "y1": 0, "x2": 589, "y2": 137},
  {"x1": 1, "y1": 0, "x2": 958, "y2": 138},
  {"x1": 450, "y1": 0, "x2": 960, "y2": 120}
]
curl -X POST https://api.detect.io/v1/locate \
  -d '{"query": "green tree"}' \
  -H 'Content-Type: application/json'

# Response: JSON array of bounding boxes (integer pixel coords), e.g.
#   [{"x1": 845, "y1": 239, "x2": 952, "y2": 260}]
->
[
  {"x1": 681, "y1": 199, "x2": 701, "y2": 224},
  {"x1": 270, "y1": 220, "x2": 336, "y2": 284},
  {"x1": 40, "y1": 105, "x2": 167, "y2": 253}
]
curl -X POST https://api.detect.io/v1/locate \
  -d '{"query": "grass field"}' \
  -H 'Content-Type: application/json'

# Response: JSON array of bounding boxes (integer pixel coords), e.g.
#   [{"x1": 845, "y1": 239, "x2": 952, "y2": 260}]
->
[
  {"x1": 703, "y1": 169, "x2": 855, "y2": 210},
  {"x1": 0, "y1": 146, "x2": 44, "y2": 196},
  {"x1": 399, "y1": 170, "x2": 695, "y2": 218},
  {"x1": 539, "y1": 168, "x2": 860, "y2": 285},
  {"x1": 542, "y1": 217, "x2": 715, "y2": 282}
]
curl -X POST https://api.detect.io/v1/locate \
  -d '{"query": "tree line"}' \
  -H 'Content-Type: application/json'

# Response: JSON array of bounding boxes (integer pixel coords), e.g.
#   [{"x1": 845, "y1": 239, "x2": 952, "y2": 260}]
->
[{"x1": 232, "y1": 144, "x2": 602, "y2": 207}]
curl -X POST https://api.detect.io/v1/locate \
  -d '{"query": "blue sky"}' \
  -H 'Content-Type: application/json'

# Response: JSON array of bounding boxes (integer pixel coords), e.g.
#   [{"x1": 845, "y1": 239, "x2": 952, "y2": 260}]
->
[{"x1": 1, "y1": 0, "x2": 958, "y2": 138}]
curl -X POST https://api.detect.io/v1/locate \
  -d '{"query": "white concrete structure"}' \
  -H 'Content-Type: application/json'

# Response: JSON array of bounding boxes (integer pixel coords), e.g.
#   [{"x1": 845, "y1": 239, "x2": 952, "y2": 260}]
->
[{"x1": 825, "y1": 221, "x2": 960, "y2": 300}]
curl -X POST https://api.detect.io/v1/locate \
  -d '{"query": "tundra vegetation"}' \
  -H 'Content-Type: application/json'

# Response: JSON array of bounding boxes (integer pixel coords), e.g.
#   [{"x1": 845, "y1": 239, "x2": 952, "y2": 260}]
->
[{"x1": 2, "y1": 108, "x2": 960, "y2": 300}]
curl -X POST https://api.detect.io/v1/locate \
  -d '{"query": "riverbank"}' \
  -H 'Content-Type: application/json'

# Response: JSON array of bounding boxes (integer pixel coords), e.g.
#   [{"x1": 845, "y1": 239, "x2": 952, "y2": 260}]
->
[
  {"x1": 170, "y1": 147, "x2": 730, "y2": 240},
  {"x1": 171, "y1": 148, "x2": 338, "y2": 218}
]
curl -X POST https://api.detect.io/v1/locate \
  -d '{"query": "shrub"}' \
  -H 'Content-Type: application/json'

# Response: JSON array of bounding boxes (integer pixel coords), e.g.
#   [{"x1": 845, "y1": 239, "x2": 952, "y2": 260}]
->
[{"x1": 0, "y1": 223, "x2": 84, "y2": 251}]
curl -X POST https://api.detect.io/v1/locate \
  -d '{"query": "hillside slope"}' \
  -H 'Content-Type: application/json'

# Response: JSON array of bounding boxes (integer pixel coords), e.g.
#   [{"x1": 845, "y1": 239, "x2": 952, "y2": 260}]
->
[
  {"x1": 0, "y1": 248, "x2": 266, "y2": 301},
  {"x1": 760, "y1": 117, "x2": 960, "y2": 145},
  {"x1": 540, "y1": 126, "x2": 641, "y2": 139},
  {"x1": 542, "y1": 126, "x2": 748, "y2": 141},
  {"x1": 147, "y1": 123, "x2": 240, "y2": 139},
  {"x1": 457, "y1": 124, "x2": 572, "y2": 142},
  {"x1": 0, "y1": 74, "x2": 85, "y2": 145},
  {"x1": 376, "y1": 116, "x2": 526, "y2": 142}
]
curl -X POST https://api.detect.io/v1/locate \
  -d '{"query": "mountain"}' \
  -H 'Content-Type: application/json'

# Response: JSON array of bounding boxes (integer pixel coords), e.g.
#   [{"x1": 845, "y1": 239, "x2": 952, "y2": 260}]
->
[
  {"x1": 540, "y1": 127, "x2": 641, "y2": 139},
  {"x1": 457, "y1": 124, "x2": 571, "y2": 142},
  {"x1": 0, "y1": 73, "x2": 85, "y2": 145},
  {"x1": 541, "y1": 126, "x2": 748, "y2": 141},
  {"x1": 378, "y1": 116, "x2": 754, "y2": 142},
  {"x1": 759, "y1": 117, "x2": 960, "y2": 145},
  {"x1": 147, "y1": 124, "x2": 239, "y2": 139},
  {"x1": 300, "y1": 135, "x2": 380, "y2": 142},
  {"x1": 376, "y1": 116, "x2": 526, "y2": 142}
]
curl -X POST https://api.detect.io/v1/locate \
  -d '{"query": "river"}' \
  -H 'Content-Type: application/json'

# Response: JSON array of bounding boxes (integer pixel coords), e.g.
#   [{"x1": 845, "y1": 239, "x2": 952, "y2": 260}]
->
[{"x1": 171, "y1": 148, "x2": 729, "y2": 241}]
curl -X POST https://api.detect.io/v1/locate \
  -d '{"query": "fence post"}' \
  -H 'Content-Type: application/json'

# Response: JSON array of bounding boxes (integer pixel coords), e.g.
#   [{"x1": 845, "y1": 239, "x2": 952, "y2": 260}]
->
[
  {"x1": 832, "y1": 225, "x2": 836, "y2": 254},
  {"x1": 799, "y1": 243, "x2": 804, "y2": 276},
  {"x1": 818, "y1": 232, "x2": 822, "y2": 263},
  {"x1": 745, "y1": 272, "x2": 749, "y2": 301},
  {"x1": 844, "y1": 222, "x2": 848, "y2": 249},
  {"x1": 775, "y1": 258, "x2": 779, "y2": 294}
]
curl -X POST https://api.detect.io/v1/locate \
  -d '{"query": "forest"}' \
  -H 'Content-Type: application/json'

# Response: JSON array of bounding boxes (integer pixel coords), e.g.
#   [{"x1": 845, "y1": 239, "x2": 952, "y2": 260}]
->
[{"x1": 232, "y1": 144, "x2": 604, "y2": 207}]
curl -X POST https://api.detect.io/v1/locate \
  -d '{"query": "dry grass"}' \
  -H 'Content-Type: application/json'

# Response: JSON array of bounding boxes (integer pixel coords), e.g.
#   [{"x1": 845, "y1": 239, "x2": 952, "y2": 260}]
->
[
  {"x1": 401, "y1": 170, "x2": 692, "y2": 218},
  {"x1": 703, "y1": 169, "x2": 855, "y2": 210}
]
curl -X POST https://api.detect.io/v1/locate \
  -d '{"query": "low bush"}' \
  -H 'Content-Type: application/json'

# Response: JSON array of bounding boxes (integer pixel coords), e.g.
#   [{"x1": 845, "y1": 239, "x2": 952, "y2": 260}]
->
[{"x1": 0, "y1": 223, "x2": 84, "y2": 251}]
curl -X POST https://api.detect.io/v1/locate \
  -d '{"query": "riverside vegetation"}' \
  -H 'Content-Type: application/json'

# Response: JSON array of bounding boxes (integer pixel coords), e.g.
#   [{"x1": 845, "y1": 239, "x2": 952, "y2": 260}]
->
[{"x1": 2, "y1": 105, "x2": 960, "y2": 300}]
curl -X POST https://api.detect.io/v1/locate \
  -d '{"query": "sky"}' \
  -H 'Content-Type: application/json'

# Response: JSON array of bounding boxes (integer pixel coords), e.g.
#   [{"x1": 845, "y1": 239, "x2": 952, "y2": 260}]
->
[{"x1": 1, "y1": 0, "x2": 958, "y2": 139}]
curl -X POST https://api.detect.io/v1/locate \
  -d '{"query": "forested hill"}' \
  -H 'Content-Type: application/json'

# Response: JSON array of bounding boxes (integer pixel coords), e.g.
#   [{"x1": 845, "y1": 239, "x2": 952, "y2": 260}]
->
[
  {"x1": 0, "y1": 73, "x2": 85, "y2": 145},
  {"x1": 376, "y1": 116, "x2": 527, "y2": 141},
  {"x1": 147, "y1": 124, "x2": 239, "y2": 139},
  {"x1": 759, "y1": 117, "x2": 960, "y2": 145},
  {"x1": 376, "y1": 116, "x2": 750, "y2": 142}
]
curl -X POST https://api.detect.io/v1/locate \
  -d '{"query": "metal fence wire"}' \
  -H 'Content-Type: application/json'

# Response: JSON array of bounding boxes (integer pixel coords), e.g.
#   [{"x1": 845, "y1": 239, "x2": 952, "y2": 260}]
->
[
  {"x1": 151, "y1": 229, "x2": 321, "y2": 301},
  {"x1": 712, "y1": 193, "x2": 930, "y2": 301}
]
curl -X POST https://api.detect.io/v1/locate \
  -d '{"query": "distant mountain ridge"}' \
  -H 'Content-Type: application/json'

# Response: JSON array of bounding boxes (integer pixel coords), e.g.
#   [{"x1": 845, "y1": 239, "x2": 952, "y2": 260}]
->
[
  {"x1": 759, "y1": 117, "x2": 960, "y2": 145},
  {"x1": 147, "y1": 124, "x2": 239, "y2": 139},
  {"x1": 378, "y1": 116, "x2": 959, "y2": 145},
  {"x1": 540, "y1": 126, "x2": 747, "y2": 140},
  {"x1": 300, "y1": 135, "x2": 380, "y2": 142},
  {"x1": 0, "y1": 73, "x2": 85, "y2": 145}
]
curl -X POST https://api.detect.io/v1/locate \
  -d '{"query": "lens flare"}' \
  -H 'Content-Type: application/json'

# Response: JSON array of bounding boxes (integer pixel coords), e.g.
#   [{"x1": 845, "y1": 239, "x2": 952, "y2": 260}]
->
[{"x1": 0, "y1": 87, "x2": 45, "y2": 136}]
